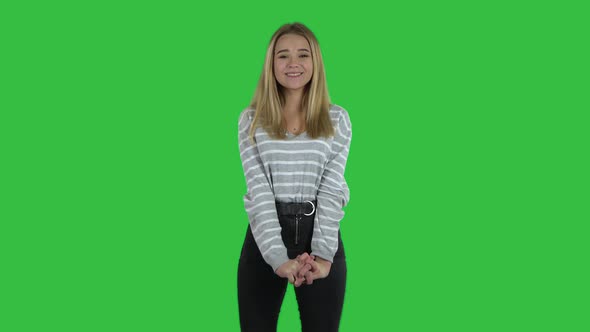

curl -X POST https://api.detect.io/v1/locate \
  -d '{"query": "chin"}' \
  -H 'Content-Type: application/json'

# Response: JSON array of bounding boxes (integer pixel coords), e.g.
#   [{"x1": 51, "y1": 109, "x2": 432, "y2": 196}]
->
[
  {"x1": 286, "y1": 84, "x2": 306, "y2": 90},
  {"x1": 280, "y1": 81, "x2": 311, "y2": 91}
]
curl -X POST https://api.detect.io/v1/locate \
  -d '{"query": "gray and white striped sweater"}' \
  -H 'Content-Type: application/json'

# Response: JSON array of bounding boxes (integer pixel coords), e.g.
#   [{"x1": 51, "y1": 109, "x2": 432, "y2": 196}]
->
[{"x1": 238, "y1": 104, "x2": 352, "y2": 271}]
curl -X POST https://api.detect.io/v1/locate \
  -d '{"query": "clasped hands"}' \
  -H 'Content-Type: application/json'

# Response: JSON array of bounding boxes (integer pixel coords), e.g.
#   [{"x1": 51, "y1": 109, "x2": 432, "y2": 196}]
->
[{"x1": 275, "y1": 253, "x2": 331, "y2": 287}]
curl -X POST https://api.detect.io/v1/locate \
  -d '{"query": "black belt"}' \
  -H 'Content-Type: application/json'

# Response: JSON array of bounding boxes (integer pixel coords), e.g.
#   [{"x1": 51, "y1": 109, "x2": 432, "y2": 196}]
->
[{"x1": 275, "y1": 200, "x2": 316, "y2": 216}]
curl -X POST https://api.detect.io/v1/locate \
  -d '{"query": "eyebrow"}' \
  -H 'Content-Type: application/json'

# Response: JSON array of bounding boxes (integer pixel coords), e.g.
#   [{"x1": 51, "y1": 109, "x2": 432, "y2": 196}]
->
[{"x1": 276, "y1": 48, "x2": 310, "y2": 54}]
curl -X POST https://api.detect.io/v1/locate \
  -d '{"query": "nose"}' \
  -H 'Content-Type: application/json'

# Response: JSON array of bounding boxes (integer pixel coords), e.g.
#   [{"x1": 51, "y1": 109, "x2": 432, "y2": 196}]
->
[{"x1": 287, "y1": 58, "x2": 301, "y2": 67}]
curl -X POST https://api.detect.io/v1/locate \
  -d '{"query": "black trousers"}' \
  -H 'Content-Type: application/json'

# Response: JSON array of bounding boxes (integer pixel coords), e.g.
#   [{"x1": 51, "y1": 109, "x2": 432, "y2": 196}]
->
[{"x1": 237, "y1": 202, "x2": 347, "y2": 332}]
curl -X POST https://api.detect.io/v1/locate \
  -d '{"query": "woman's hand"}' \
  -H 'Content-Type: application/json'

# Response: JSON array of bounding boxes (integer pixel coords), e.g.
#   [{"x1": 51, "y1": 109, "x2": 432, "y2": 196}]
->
[
  {"x1": 276, "y1": 253, "x2": 332, "y2": 286},
  {"x1": 293, "y1": 253, "x2": 313, "y2": 287},
  {"x1": 296, "y1": 254, "x2": 332, "y2": 285},
  {"x1": 275, "y1": 259, "x2": 305, "y2": 285}
]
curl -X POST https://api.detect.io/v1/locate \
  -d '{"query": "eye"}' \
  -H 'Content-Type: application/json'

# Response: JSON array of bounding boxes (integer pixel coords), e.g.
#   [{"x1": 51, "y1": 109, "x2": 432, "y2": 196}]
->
[
  {"x1": 299, "y1": 54, "x2": 309, "y2": 58},
  {"x1": 278, "y1": 55, "x2": 287, "y2": 59}
]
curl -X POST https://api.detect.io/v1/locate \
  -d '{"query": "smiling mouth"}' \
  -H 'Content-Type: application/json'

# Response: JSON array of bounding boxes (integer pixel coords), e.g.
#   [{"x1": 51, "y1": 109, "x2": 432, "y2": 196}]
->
[{"x1": 286, "y1": 73, "x2": 303, "y2": 77}]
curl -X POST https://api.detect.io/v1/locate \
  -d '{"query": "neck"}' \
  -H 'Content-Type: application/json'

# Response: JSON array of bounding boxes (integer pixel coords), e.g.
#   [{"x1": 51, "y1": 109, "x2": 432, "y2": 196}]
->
[{"x1": 283, "y1": 89, "x2": 304, "y2": 114}]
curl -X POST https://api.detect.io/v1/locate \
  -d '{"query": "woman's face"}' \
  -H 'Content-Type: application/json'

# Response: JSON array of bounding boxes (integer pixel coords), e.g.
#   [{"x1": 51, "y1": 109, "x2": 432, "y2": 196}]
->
[{"x1": 273, "y1": 34, "x2": 313, "y2": 94}]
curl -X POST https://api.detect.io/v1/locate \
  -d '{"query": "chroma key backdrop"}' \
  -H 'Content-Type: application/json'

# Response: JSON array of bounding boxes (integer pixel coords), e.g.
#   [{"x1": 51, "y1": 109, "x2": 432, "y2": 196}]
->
[{"x1": 1, "y1": 1, "x2": 587, "y2": 331}]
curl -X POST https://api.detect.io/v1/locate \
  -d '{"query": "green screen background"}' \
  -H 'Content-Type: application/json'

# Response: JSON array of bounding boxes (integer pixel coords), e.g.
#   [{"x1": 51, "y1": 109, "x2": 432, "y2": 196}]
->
[{"x1": 1, "y1": 1, "x2": 588, "y2": 331}]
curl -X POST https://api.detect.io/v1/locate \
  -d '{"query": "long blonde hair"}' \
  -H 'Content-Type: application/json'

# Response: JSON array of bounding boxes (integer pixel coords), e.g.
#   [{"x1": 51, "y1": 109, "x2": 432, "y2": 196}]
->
[{"x1": 248, "y1": 22, "x2": 335, "y2": 143}]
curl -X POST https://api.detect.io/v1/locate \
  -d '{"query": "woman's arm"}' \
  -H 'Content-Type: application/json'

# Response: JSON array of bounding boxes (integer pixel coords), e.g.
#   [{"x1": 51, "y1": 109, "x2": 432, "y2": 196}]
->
[
  {"x1": 238, "y1": 109, "x2": 289, "y2": 272},
  {"x1": 310, "y1": 107, "x2": 352, "y2": 263}
]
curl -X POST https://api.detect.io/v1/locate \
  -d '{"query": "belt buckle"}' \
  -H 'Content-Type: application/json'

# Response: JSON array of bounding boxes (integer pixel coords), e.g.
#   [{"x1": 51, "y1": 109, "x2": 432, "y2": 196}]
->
[{"x1": 303, "y1": 200, "x2": 316, "y2": 216}]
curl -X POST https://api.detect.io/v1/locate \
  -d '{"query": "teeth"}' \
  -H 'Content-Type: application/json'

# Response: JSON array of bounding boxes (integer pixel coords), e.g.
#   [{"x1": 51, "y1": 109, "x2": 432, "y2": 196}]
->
[{"x1": 287, "y1": 73, "x2": 302, "y2": 77}]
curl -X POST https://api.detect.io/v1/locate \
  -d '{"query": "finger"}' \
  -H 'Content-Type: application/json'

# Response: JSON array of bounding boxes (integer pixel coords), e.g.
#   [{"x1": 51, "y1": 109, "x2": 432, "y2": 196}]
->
[
  {"x1": 297, "y1": 253, "x2": 310, "y2": 264},
  {"x1": 307, "y1": 259, "x2": 320, "y2": 272},
  {"x1": 298, "y1": 263, "x2": 312, "y2": 277},
  {"x1": 294, "y1": 275, "x2": 305, "y2": 287},
  {"x1": 304, "y1": 270, "x2": 315, "y2": 285},
  {"x1": 285, "y1": 271, "x2": 296, "y2": 284},
  {"x1": 299, "y1": 256, "x2": 312, "y2": 266},
  {"x1": 298, "y1": 263, "x2": 311, "y2": 277}
]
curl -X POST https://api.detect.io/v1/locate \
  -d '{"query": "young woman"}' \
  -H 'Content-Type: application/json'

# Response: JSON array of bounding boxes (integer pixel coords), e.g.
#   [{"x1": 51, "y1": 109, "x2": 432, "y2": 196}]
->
[{"x1": 237, "y1": 22, "x2": 352, "y2": 332}]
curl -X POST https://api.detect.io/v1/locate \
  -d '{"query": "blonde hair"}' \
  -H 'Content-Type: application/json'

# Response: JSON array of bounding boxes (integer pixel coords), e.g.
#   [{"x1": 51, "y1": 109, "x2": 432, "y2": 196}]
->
[{"x1": 248, "y1": 22, "x2": 335, "y2": 143}]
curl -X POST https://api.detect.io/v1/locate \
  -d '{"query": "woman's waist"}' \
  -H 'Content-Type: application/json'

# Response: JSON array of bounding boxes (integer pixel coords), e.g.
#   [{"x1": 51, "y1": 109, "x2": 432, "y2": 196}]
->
[{"x1": 275, "y1": 199, "x2": 316, "y2": 217}]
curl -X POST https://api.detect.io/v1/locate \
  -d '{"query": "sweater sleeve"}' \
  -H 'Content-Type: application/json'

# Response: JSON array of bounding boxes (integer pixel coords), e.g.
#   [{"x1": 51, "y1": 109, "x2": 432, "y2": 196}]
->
[
  {"x1": 238, "y1": 109, "x2": 289, "y2": 272},
  {"x1": 311, "y1": 108, "x2": 352, "y2": 263}
]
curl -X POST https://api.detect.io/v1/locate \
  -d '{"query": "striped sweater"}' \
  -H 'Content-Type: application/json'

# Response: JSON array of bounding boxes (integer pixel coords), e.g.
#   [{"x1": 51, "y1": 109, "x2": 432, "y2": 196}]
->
[{"x1": 238, "y1": 104, "x2": 352, "y2": 271}]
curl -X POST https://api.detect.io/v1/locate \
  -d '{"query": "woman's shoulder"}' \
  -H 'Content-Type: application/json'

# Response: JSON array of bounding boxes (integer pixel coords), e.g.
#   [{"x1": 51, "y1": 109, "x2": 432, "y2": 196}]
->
[
  {"x1": 239, "y1": 106, "x2": 256, "y2": 122},
  {"x1": 328, "y1": 104, "x2": 351, "y2": 126}
]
